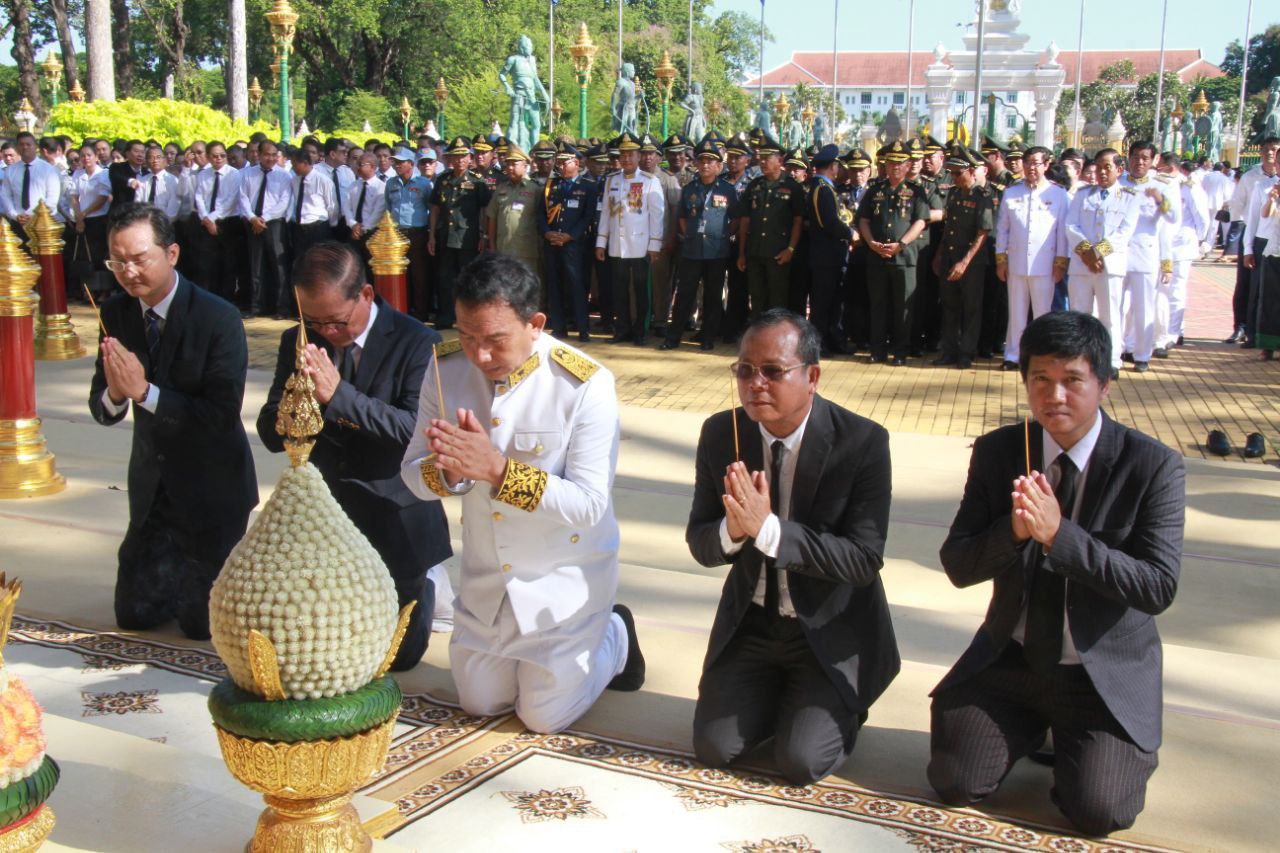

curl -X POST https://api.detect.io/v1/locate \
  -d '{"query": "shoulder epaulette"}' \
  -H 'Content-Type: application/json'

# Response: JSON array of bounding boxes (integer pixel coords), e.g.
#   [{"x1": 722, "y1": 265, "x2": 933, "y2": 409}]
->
[
  {"x1": 436, "y1": 339, "x2": 464, "y2": 357},
  {"x1": 1120, "y1": 186, "x2": 1137, "y2": 195},
  {"x1": 550, "y1": 346, "x2": 600, "y2": 383}
]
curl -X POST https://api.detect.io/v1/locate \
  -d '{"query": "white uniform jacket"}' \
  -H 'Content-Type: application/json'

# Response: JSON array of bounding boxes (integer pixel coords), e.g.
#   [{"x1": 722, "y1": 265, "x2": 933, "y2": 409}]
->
[
  {"x1": 1119, "y1": 174, "x2": 1178, "y2": 274},
  {"x1": 994, "y1": 180, "x2": 1070, "y2": 276},
  {"x1": 401, "y1": 333, "x2": 621, "y2": 638},
  {"x1": 595, "y1": 169, "x2": 665, "y2": 258},
  {"x1": 1172, "y1": 178, "x2": 1211, "y2": 262},
  {"x1": 1065, "y1": 184, "x2": 1141, "y2": 277}
]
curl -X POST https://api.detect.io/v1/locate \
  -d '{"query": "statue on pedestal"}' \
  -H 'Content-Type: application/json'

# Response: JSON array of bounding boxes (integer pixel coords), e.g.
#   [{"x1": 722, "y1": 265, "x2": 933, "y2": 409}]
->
[
  {"x1": 784, "y1": 111, "x2": 805, "y2": 150},
  {"x1": 1159, "y1": 116, "x2": 1176, "y2": 153},
  {"x1": 498, "y1": 35, "x2": 549, "y2": 152},
  {"x1": 611, "y1": 63, "x2": 638, "y2": 135},
  {"x1": 880, "y1": 106, "x2": 902, "y2": 143},
  {"x1": 753, "y1": 96, "x2": 775, "y2": 137},
  {"x1": 1206, "y1": 101, "x2": 1224, "y2": 162},
  {"x1": 680, "y1": 81, "x2": 706, "y2": 143},
  {"x1": 1264, "y1": 77, "x2": 1280, "y2": 141},
  {"x1": 812, "y1": 112, "x2": 827, "y2": 147}
]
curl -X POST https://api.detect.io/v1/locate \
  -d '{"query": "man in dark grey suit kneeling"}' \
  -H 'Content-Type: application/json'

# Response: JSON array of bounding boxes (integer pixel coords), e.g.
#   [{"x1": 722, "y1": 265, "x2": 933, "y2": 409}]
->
[
  {"x1": 930, "y1": 310, "x2": 1185, "y2": 836},
  {"x1": 686, "y1": 308, "x2": 900, "y2": 785}
]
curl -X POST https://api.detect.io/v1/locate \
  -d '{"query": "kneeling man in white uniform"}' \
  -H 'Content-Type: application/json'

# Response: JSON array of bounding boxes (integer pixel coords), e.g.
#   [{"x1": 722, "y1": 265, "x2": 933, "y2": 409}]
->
[{"x1": 401, "y1": 252, "x2": 644, "y2": 733}]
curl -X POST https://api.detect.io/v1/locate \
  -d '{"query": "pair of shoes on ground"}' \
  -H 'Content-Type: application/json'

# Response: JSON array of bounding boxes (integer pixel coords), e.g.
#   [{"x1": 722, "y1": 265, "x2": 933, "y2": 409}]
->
[{"x1": 1207, "y1": 430, "x2": 1267, "y2": 459}]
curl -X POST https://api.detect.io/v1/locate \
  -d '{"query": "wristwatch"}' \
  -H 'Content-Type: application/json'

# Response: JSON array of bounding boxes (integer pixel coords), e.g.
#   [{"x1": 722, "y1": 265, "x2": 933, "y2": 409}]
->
[{"x1": 134, "y1": 383, "x2": 150, "y2": 405}]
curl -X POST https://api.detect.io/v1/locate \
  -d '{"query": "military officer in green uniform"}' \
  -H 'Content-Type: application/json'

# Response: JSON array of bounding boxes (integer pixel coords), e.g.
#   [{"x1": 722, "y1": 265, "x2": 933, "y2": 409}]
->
[
  {"x1": 736, "y1": 134, "x2": 805, "y2": 315},
  {"x1": 912, "y1": 136, "x2": 949, "y2": 353},
  {"x1": 931, "y1": 146, "x2": 994, "y2": 369},
  {"x1": 530, "y1": 139, "x2": 557, "y2": 185},
  {"x1": 1005, "y1": 139, "x2": 1024, "y2": 182},
  {"x1": 856, "y1": 140, "x2": 930, "y2": 365},
  {"x1": 429, "y1": 136, "x2": 493, "y2": 329},
  {"x1": 840, "y1": 147, "x2": 874, "y2": 350},
  {"x1": 978, "y1": 137, "x2": 1013, "y2": 357},
  {"x1": 484, "y1": 142, "x2": 542, "y2": 270},
  {"x1": 784, "y1": 147, "x2": 812, "y2": 315},
  {"x1": 663, "y1": 134, "x2": 695, "y2": 186}
]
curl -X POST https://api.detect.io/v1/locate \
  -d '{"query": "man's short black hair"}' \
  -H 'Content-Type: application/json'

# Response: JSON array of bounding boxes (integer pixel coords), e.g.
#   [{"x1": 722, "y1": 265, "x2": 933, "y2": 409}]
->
[
  {"x1": 1023, "y1": 145, "x2": 1052, "y2": 162},
  {"x1": 743, "y1": 308, "x2": 821, "y2": 366},
  {"x1": 14, "y1": 131, "x2": 35, "y2": 145},
  {"x1": 324, "y1": 138, "x2": 347, "y2": 156},
  {"x1": 455, "y1": 253, "x2": 541, "y2": 321},
  {"x1": 1060, "y1": 147, "x2": 1085, "y2": 164},
  {"x1": 289, "y1": 147, "x2": 311, "y2": 165},
  {"x1": 294, "y1": 242, "x2": 365, "y2": 300},
  {"x1": 1019, "y1": 311, "x2": 1111, "y2": 384},
  {"x1": 108, "y1": 201, "x2": 177, "y2": 248},
  {"x1": 1128, "y1": 140, "x2": 1156, "y2": 158}
]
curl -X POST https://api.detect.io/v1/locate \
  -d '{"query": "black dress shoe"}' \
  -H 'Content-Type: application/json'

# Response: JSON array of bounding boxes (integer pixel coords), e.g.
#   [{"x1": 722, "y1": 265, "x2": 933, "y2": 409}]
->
[
  {"x1": 1001, "y1": 360, "x2": 1019, "y2": 371},
  {"x1": 868, "y1": 354, "x2": 885, "y2": 364},
  {"x1": 1176, "y1": 335, "x2": 1185, "y2": 347},
  {"x1": 1110, "y1": 368, "x2": 1120, "y2": 381},
  {"x1": 1243, "y1": 432, "x2": 1266, "y2": 459},
  {"x1": 657, "y1": 340, "x2": 679, "y2": 350},
  {"x1": 977, "y1": 350, "x2": 993, "y2": 360},
  {"x1": 1207, "y1": 429, "x2": 1231, "y2": 457},
  {"x1": 1241, "y1": 338, "x2": 1256, "y2": 349},
  {"x1": 609, "y1": 334, "x2": 632, "y2": 344},
  {"x1": 1133, "y1": 360, "x2": 1149, "y2": 372},
  {"x1": 578, "y1": 332, "x2": 591, "y2": 343},
  {"x1": 1223, "y1": 326, "x2": 1245, "y2": 344},
  {"x1": 888, "y1": 356, "x2": 906, "y2": 366},
  {"x1": 607, "y1": 604, "x2": 645, "y2": 692},
  {"x1": 957, "y1": 356, "x2": 973, "y2": 369},
  {"x1": 932, "y1": 355, "x2": 958, "y2": 366},
  {"x1": 1152, "y1": 347, "x2": 1169, "y2": 359},
  {"x1": 700, "y1": 341, "x2": 715, "y2": 351},
  {"x1": 1121, "y1": 351, "x2": 1134, "y2": 363}
]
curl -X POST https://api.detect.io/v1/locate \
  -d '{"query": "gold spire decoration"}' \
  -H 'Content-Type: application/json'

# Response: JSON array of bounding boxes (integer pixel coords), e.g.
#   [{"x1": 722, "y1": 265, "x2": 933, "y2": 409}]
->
[
  {"x1": 367, "y1": 211, "x2": 409, "y2": 276},
  {"x1": 0, "y1": 573, "x2": 20, "y2": 667},
  {"x1": 274, "y1": 294, "x2": 323, "y2": 466}
]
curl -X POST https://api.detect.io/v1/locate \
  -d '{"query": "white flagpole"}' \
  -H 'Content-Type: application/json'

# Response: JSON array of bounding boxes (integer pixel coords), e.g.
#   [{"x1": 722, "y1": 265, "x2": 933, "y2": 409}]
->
[
  {"x1": 1153, "y1": 0, "x2": 1168, "y2": 144},
  {"x1": 972, "y1": 0, "x2": 986, "y2": 145},
  {"x1": 688, "y1": 0, "x2": 694, "y2": 88},
  {"x1": 905, "y1": 0, "x2": 915, "y2": 136},
  {"x1": 1072, "y1": 0, "x2": 1086, "y2": 148},
  {"x1": 1234, "y1": 0, "x2": 1253, "y2": 162},
  {"x1": 831, "y1": 0, "x2": 838, "y2": 134},
  {"x1": 759, "y1": 0, "x2": 765, "y2": 107},
  {"x1": 549, "y1": 0, "x2": 555, "y2": 131}
]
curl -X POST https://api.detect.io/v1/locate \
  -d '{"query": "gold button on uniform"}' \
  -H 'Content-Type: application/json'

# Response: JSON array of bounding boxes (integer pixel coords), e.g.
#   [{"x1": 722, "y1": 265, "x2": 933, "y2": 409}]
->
[
  {"x1": 534, "y1": 443, "x2": 545, "y2": 454},
  {"x1": 492, "y1": 417, "x2": 503, "y2": 427},
  {"x1": 569, "y1": 534, "x2": 580, "y2": 544},
  {"x1": 497, "y1": 384, "x2": 507, "y2": 394},
  {"x1": 502, "y1": 563, "x2": 512, "y2": 572},
  {"x1": 492, "y1": 511, "x2": 503, "y2": 521}
]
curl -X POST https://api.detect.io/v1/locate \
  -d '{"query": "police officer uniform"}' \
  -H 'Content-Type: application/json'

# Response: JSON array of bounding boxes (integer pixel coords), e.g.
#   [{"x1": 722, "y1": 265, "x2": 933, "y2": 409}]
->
[
  {"x1": 385, "y1": 147, "x2": 435, "y2": 320},
  {"x1": 840, "y1": 148, "x2": 875, "y2": 351},
  {"x1": 595, "y1": 132, "x2": 666, "y2": 344},
  {"x1": 400, "y1": 334, "x2": 636, "y2": 734},
  {"x1": 485, "y1": 143, "x2": 542, "y2": 268},
  {"x1": 661, "y1": 138, "x2": 740, "y2": 351},
  {"x1": 785, "y1": 147, "x2": 813, "y2": 316},
  {"x1": 807, "y1": 144, "x2": 855, "y2": 354},
  {"x1": 738, "y1": 134, "x2": 806, "y2": 315},
  {"x1": 934, "y1": 147, "x2": 994, "y2": 367},
  {"x1": 721, "y1": 133, "x2": 754, "y2": 341},
  {"x1": 430, "y1": 137, "x2": 493, "y2": 328},
  {"x1": 583, "y1": 143, "x2": 614, "y2": 330},
  {"x1": 538, "y1": 141, "x2": 599, "y2": 341}
]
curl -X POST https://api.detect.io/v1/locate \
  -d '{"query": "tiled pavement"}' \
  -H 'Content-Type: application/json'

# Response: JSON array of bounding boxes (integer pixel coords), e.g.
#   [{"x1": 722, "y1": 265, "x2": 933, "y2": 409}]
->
[{"x1": 67, "y1": 261, "x2": 1278, "y2": 462}]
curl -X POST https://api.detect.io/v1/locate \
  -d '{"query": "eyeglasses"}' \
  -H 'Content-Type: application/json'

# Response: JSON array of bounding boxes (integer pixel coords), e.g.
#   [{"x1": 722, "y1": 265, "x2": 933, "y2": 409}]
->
[
  {"x1": 728, "y1": 361, "x2": 808, "y2": 382},
  {"x1": 303, "y1": 300, "x2": 362, "y2": 331},
  {"x1": 104, "y1": 255, "x2": 157, "y2": 274}
]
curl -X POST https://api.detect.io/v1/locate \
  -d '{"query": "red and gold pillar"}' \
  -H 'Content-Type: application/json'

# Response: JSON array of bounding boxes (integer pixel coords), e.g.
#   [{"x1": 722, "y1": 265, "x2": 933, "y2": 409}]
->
[
  {"x1": 367, "y1": 211, "x2": 409, "y2": 313},
  {"x1": 30, "y1": 201, "x2": 85, "y2": 360},
  {"x1": 0, "y1": 219, "x2": 65, "y2": 498}
]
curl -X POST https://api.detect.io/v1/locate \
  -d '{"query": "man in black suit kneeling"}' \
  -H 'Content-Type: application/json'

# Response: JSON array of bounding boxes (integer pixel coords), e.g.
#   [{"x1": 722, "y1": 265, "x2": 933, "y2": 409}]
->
[
  {"x1": 257, "y1": 242, "x2": 452, "y2": 671},
  {"x1": 929, "y1": 311, "x2": 1185, "y2": 836},
  {"x1": 686, "y1": 308, "x2": 900, "y2": 785}
]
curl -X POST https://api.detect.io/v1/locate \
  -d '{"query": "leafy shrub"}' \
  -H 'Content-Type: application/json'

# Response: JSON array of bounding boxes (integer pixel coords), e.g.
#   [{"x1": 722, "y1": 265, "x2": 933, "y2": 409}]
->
[{"x1": 47, "y1": 98, "x2": 276, "y2": 146}]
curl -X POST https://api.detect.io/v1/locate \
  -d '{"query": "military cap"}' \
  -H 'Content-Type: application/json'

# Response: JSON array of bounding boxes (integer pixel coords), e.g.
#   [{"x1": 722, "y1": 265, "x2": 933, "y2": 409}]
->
[
  {"x1": 662, "y1": 133, "x2": 691, "y2": 152},
  {"x1": 554, "y1": 140, "x2": 579, "y2": 160},
  {"x1": 704, "y1": 130, "x2": 725, "y2": 144},
  {"x1": 392, "y1": 147, "x2": 417, "y2": 162},
  {"x1": 753, "y1": 133, "x2": 784, "y2": 157},
  {"x1": 747, "y1": 127, "x2": 767, "y2": 148},
  {"x1": 907, "y1": 138, "x2": 925, "y2": 160},
  {"x1": 724, "y1": 132, "x2": 752, "y2": 157},
  {"x1": 1005, "y1": 140, "x2": 1025, "y2": 161},
  {"x1": 945, "y1": 146, "x2": 984, "y2": 169},
  {"x1": 445, "y1": 136, "x2": 473, "y2": 156},
  {"x1": 841, "y1": 147, "x2": 872, "y2": 170},
  {"x1": 575, "y1": 138, "x2": 590, "y2": 150},
  {"x1": 980, "y1": 135, "x2": 1007, "y2": 157},
  {"x1": 811, "y1": 143, "x2": 840, "y2": 168},
  {"x1": 805, "y1": 144, "x2": 820, "y2": 160},
  {"x1": 585, "y1": 142, "x2": 610, "y2": 163},
  {"x1": 879, "y1": 140, "x2": 911, "y2": 163},
  {"x1": 692, "y1": 137, "x2": 723, "y2": 160},
  {"x1": 612, "y1": 131, "x2": 642, "y2": 152},
  {"x1": 638, "y1": 133, "x2": 661, "y2": 153},
  {"x1": 494, "y1": 136, "x2": 511, "y2": 154},
  {"x1": 472, "y1": 136, "x2": 494, "y2": 153},
  {"x1": 922, "y1": 135, "x2": 945, "y2": 155},
  {"x1": 502, "y1": 142, "x2": 530, "y2": 162},
  {"x1": 531, "y1": 139, "x2": 556, "y2": 159},
  {"x1": 784, "y1": 148, "x2": 808, "y2": 170}
]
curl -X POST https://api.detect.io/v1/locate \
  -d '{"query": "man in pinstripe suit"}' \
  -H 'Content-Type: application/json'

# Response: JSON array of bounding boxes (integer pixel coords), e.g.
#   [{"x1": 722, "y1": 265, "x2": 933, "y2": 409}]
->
[{"x1": 928, "y1": 311, "x2": 1185, "y2": 836}]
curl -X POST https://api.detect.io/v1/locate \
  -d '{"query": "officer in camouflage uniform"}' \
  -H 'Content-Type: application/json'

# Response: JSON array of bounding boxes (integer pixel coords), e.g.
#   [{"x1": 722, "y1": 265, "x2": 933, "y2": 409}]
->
[
  {"x1": 932, "y1": 146, "x2": 994, "y2": 369},
  {"x1": 429, "y1": 136, "x2": 493, "y2": 329},
  {"x1": 736, "y1": 134, "x2": 805, "y2": 316}
]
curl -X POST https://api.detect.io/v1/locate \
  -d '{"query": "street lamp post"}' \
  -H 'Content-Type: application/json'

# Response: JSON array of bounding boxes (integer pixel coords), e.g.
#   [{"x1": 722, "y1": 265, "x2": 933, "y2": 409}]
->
[
  {"x1": 433, "y1": 78, "x2": 449, "y2": 142},
  {"x1": 265, "y1": 0, "x2": 299, "y2": 143},
  {"x1": 40, "y1": 52, "x2": 63, "y2": 109},
  {"x1": 802, "y1": 102, "x2": 815, "y2": 146},
  {"x1": 400, "y1": 97, "x2": 412, "y2": 140},
  {"x1": 248, "y1": 77, "x2": 264, "y2": 123},
  {"x1": 13, "y1": 99, "x2": 36, "y2": 134},
  {"x1": 776, "y1": 93, "x2": 791, "y2": 144},
  {"x1": 68, "y1": 81, "x2": 85, "y2": 103},
  {"x1": 569, "y1": 23, "x2": 598, "y2": 140},
  {"x1": 550, "y1": 98, "x2": 563, "y2": 136},
  {"x1": 655, "y1": 50, "x2": 677, "y2": 138}
]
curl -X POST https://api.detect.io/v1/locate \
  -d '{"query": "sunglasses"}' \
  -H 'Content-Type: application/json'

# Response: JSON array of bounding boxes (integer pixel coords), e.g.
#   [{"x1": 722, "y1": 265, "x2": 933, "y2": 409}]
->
[{"x1": 728, "y1": 362, "x2": 808, "y2": 382}]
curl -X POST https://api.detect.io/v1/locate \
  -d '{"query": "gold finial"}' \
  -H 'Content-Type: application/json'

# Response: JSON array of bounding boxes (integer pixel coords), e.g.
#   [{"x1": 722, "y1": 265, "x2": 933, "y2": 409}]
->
[
  {"x1": 0, "y1": 219, "x2": 41, "y2": 320},
  {"x1": 0, "y1": 573, "x2": 21, "y2": 667},
  {"x1": 1190, "y1": 89, "x2": 1210, "y2": 118},
  {"x1": 434, "y1": 78, "x2": 449, "y2": 106},
  {"x1": 570, "y1": 22, "x2": 598, "y2": 80},
  {"x1": 367, "y1": 211, "x2": 409, "y2": 276},
  {"x1": 776, "y1": 92, "x2": 791, "y2": 123},
  {"x1": 265, "y1": 0, "x2": 299, "y2": 52},
  {"x1": 274, "y1": 291, "x2": 323, "y2": 466},
  {"x1": 27, "y1": 201, "x2": 64, "y2": 257},
  {"x1": 399, "y1": 96, "x2": 412, "y2": 126},
  {"x1": 40, "y1": 51, "x2": 63, "y2": 86},
  {"x1": 655, "y1": 50, "x2": 677, "y2": 99},
  {"x1": 68, "y1": 80, "x2": 85, "y2": 102}
]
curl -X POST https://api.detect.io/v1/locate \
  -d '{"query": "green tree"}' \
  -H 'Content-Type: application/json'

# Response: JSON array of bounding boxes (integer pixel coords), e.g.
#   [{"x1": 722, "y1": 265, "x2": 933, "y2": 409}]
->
[{"x1": 1221, "y1": 24, "x2": 1280, "y2": 96}]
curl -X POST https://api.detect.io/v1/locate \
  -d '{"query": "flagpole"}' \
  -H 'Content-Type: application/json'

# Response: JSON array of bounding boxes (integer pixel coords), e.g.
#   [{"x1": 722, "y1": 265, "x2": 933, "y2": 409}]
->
[
  {"x1": 549, "y1": 0, "x2": 555, "y2": 133},
  {"x1": 831, "y1": 0, "x2": 838, "y2": 135},
  {"x1": 1153, "y1": 0, "x2": 1168, "y2": 145},
  {"x1": 619, "y1": 0, "x2": 624, "y2": 70},
  {"x1": 971, "y1": 0, "x2": 986, "y2": 145},
  {"x1": 1072, "y1": 0, "x2": 1086, "y2": 147},
  {"x1": 758, "y1": 0, "x2": 765, "y2": 107},
  {"x1": 688, "y1": 0, "x2": 694, "y2": 89},
  {"x1": 905, "y1": 0, "x2": 915, "y2": 136},
  {"x1": 1234, "y1": 0, "x2": 1253, "y2": 162}
]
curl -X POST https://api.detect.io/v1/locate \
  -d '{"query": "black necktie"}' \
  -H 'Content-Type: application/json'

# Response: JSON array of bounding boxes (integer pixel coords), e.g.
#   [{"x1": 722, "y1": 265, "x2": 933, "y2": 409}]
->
[
  {"x1": 20, "y1": 163, "x2": 30, "y2": 210},
  {"x1": 254, "y1": 170, "x2": 269, "y2": 217},
  {"x1": 1024, "y1": 454, "x2": 1080, "y2": 672},
  {"x1": 339, "y1": 344, "x2": 357, "y2": 382},
  {"x1": 144, "y1": 308, "x2": 162, "y2": 362},
  {"x1": 148, "y1": 175, "x2": 157, "y2": 203},
  {"x1": 764, "y1": 439, "x2": 785, "y2": 614},
  {"x1": 355, "y1": 181, "x2": 367, "y2": 225},
  {"x1": 209, "y1": 170, "x2": 221, "y2": 212},
  {"x1": 331, "y1": 166, "x2": 341, "y2": 198},
  {"x1": 295, "y1": 175, "x2": 306, "y2": 222}
]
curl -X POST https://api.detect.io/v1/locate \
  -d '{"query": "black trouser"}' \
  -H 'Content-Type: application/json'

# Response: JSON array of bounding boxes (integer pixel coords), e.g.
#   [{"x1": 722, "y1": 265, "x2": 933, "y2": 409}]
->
[
  {"x1": 546, "y1": 242, "x2": 588, "y2": 336},
  {"x1": 810, "y1": 262, "x2": 846, "y2": 351},
  {"x1": 913, "y1": 239, "x2": 942, "y2": 350},
  {"x1": 787, "y1": 242, "x2": 810, "y2": 315},
  {"x1": 843, "y1": 244, "x2": 870, "y2": 348},
  {"x1": 610, "y1": 256, "x2": 650, "y2": 341},
  {"x1": 929, "y1": 643, "x2": 1158, "y2": 838},
  {"x1": 693, "y1": 604, "x2": 863, "y2": 786},
  {"x1": 401, "y1": 226, "x2": 431, "y2": 321},
  {"x1": 939, "y1": 260, "x2": 987, "y2": 358},
  {"x1": 723, "y1": 241, "x2": 750, "y2": 341},
  {"x1": 866, "y1": 260, "x2": 917, "y2": 359},
  {"x1": 1232, "y1": 233, "x2": 1250, "y2": 327},
  {"x1": 290, "y1": 220, "x2": 333, "y2": 269},
  {"x1": 1245, "y1": 237, "x2": 1268, "y2": 339},
  {"x1": 115, "y1": 486, "x2": 248, "y2": 640},
  {"x1": 667, "y1": 257, "x2": 727, "y2": 345},
  {"x1": 979, "y1": 256, "x2": 1007, "y2": 355},
  {"x1": 434, "y1": 244, "x2": 478, "y2": 327},
  {"x1": 591, "y1": 248, "x2": 613, "y2": 329},
  {"x1": 248, "y1": 218, "x2": 290, "y2": 315},
  {"x1": 196, "y1": 218, "x2": 242, "y2": 301}
]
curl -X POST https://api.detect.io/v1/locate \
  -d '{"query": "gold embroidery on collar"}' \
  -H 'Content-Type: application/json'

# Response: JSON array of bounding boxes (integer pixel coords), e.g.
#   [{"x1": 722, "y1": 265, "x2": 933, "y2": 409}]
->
[
  {"x1": 505, "y1": 351, "x2": 541, "y2": 389},
  {"x1": 551, "y1": 346, "x2": 600, "y2": 383},
  {"x1": 436, "y1": 339, "x2": 463, "y2": 357},
  {"x1": 494, "y1": 459, "x2": 547, "y2": 512}
]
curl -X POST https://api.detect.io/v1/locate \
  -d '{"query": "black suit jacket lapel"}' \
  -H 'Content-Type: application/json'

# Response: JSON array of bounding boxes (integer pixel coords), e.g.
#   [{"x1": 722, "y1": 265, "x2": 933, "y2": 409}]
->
[
  {"x1": 115, "y1": 296, "x2": 149, "y2": 375},
  {"x1": 352, "y1": 298, "x2": 393, "y2": 388},
  {"x1": 152, "y1": 276, "x2": 193, "y2": 382},
  {"x1": 791, "y1": 396, "x2": 832, "y2": 524},
  {"x1": 1077, "y1": 412, "x2": 1121, "y2": 531}
]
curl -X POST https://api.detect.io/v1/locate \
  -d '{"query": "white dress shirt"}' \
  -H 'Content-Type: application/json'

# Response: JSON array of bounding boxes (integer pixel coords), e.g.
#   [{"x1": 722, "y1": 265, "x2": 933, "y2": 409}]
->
[
  {"x1": 237, "y1": 166, "x2": 294, "y2": 221},
  {"x1": 995, "y1": 180, "x2": 1070, "y2": 276},
  {"x1": 1, "y1": 158, "x2": 64, "y2": 221},
  {"x1": 135, "y1": 170, "x2": 181, "y2": 218},
  {"x1": 344, "y1": 177, "x2": 386, "y2": 232},
  {"x1": 100, "y1": 272, "x2": 182, "y2": 417},
  {"x1": 74, "y1": 167, "x2": 112, "y2": 218},
  {"x1": 1011, "y1": 412, "x2": 1103, "y2": 665},
  {"x1": 289, "y1": 169, "x2": 339, "y2": 226},
  {"x1": 1066, "y1": 184, "x2": 1142, "y2": 277},
  {"x1": 335, "y1": 301, "x2": 378, "y2": 375},
  {"x1": 194, "y1": 164, "x2": 242, "y2": 221},
  {"x1": 315, "y1": 162, "x2": 355, "y2": 214},
  {"x1": 718, "y1": 409, "x2": 812, "y2": 618},
  {"x1": 1243, "y1": 172, "x2": 1279, "y2": 250}
]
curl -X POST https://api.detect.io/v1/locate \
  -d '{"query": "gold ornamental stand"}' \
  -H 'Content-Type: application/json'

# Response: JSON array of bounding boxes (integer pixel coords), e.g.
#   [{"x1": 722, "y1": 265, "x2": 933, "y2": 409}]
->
[
  {"x1": 366, "y1": 211, "x2": 410, "y2": 314},
  {"x1": 0, "y1": 220, "x2": 65, "y2": 499},
  {"x1": 28, "y1": 202, "x2": 85, "y2": 361}
]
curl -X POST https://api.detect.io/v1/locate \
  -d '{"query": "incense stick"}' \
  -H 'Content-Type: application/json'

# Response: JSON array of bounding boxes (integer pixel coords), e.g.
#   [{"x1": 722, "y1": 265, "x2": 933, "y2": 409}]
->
[
  {"x1": 83, "y1": 284, "x2": 107, "y2": 337},
  {"x1": 432, "y1": 343, "x2": 447, "y2": 423},
  {"x1": 1024, "y1": 416, "x2": 1031, "y2": 478},
  {"x1": 729, "y1": 371, "x2": 740, "y2": 463}
]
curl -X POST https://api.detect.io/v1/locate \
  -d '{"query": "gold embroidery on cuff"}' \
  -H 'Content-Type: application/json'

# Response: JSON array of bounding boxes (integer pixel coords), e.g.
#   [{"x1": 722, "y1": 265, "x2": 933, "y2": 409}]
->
[
  {"x1": 1094, "y1": 239, "x2": 1113, "y2": 258},
  {"x1": 495, "y1": 459, "x2": 548, "y2": 512},
  {"x1": 1073, "y1": 240, "x2": 1093, "y2": 256},
  {"x1": 994, "y1": 252, "x2": 1008, "y2": 263},
  {"x1": 419, "y1": 457, "x2": 453, "y2": 497},
  {"x1": 1160, "y1": 259, "x2": 1173, "y2": 273}
]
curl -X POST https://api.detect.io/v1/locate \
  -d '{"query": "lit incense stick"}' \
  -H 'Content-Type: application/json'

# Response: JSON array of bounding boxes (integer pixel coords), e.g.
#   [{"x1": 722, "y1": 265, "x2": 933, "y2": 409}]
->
[
  {"x1": 432, "y1": 343, "x2": 447, "y2": 423},
  {"x1": 729, "y1": 371, "x2": 740, "y2": 463},
  {"x1": 1024, "y1": 416, "x2": 1031, "y2": 478},
  {"x1": 83, "y1": 283, "x2": 107, "y2": 337}
]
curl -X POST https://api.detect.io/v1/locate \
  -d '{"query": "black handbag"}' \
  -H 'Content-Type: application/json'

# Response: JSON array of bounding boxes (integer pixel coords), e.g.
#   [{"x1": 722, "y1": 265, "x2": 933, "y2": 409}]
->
[
  {"x1": 1215, "y1": 207, "x2": 1231, "y2": 223},
  {"x1": 69, "y1": 232, "x2": 95, "y2": 282}
]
